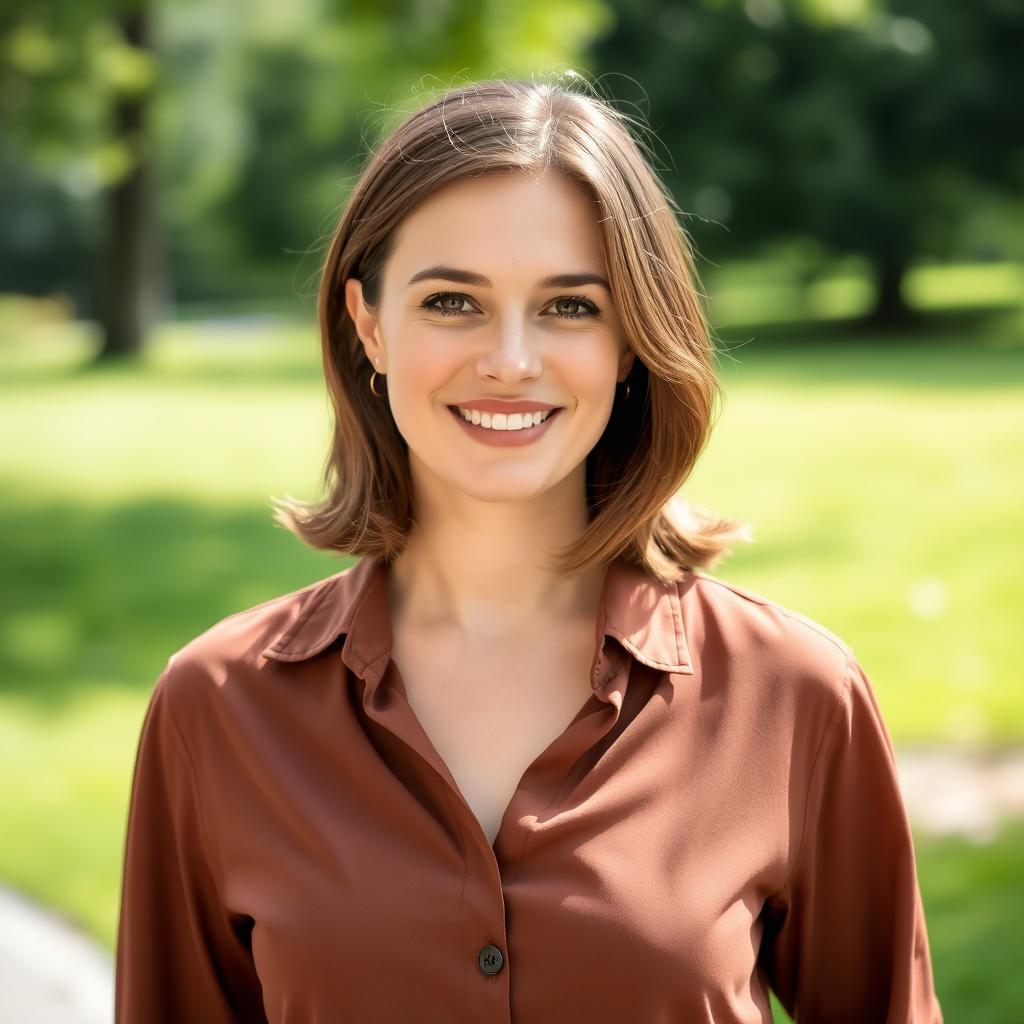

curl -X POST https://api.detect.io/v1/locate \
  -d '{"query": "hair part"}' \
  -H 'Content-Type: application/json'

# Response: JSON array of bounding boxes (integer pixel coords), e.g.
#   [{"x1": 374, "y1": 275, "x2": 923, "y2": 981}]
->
[{"x1": 270, "y1": 75, "x2": 753, "y2": 584}]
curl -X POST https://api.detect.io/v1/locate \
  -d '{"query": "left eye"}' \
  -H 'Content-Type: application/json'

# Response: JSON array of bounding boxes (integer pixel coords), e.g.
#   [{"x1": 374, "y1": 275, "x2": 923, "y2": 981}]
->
[
  {"x1": 550, "y1": 296, "x2": 600, "y2": 320},
  {"x1": 420, "y1": 293, "x2": 600, "y2": 321}
]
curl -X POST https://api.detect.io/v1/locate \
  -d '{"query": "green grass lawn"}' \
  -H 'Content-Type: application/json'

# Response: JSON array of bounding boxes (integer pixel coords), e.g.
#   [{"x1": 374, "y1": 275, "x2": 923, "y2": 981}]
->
[{"x1": 1, "y1": 261, "x2": 1022, "y2": 1017}]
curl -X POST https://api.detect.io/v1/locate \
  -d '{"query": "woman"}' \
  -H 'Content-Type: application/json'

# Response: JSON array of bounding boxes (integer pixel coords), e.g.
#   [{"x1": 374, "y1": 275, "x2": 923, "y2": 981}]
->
[{"x1": 115, "y1": 78, "x2": 943, "y2": 1022}]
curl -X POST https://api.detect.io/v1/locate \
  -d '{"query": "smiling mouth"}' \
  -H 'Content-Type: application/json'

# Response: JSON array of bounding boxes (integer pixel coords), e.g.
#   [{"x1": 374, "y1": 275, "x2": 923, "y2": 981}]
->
[{"x1": 446, "y1": 405, "x2": 563, "y2": 432}]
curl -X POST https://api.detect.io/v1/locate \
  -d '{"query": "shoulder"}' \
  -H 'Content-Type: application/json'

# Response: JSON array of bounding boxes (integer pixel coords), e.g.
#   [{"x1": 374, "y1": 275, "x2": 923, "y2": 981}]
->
[
  {"x1": 153, "y1": 560, "x2": 366, "y2": 714},
  {"x1": 683, "y1": 569, "x2": 855, "y2": 709}
]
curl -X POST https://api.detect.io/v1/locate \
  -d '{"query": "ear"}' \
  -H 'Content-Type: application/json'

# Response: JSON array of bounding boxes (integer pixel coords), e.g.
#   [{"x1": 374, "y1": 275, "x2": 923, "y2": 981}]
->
[
  {"x1": 618, "y1": 344, "x2": 636, "y2": 383},
  {"x1": 344, "y1": 277, "x2": 386, "y2": 371}
]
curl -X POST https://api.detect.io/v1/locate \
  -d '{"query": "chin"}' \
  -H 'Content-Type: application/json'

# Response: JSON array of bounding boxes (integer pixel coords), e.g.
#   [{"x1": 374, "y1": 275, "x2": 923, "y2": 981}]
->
[{"x1": 451, "y1": 472, "x2": 558, "y2": 504}]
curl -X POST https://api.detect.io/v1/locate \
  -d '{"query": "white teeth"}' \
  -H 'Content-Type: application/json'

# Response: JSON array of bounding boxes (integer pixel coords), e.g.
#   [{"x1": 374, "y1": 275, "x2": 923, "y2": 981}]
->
[{"x1": 455, "y1": 406, "x2": 553, "y2": 431}]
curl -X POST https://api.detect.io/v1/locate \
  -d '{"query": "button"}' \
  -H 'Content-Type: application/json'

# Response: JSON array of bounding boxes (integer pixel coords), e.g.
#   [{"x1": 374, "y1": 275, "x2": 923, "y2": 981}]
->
[{"x1": 477, "y1": 944, "x2": 504, "y2": 975}]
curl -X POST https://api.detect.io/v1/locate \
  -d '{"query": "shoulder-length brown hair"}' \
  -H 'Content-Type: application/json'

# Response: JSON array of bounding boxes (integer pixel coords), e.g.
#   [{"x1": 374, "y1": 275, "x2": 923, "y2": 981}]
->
[{"x1": 270, "y1": 76, "x2": 752, "y2": 584}]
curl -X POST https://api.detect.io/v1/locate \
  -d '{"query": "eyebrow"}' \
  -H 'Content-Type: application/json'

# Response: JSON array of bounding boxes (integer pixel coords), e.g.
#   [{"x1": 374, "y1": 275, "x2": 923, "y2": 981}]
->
[{"x1": 406, "y1": 265, "x2": 611, "y2": 292}]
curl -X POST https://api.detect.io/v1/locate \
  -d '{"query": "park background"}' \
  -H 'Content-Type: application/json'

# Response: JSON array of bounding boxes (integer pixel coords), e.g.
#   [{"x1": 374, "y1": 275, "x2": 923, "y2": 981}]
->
[{"x1": 1, "y1": 0, "x2": 1022, "y2": 1019}]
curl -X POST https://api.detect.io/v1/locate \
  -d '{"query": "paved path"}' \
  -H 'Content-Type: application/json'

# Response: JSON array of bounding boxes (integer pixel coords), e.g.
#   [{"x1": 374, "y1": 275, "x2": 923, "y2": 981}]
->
[
  {"x1": 0, "y1": 885, "x2": 113, "y2": 1024},
  {"x1": 3, "y1": 746, "x2": 1023, "y2": 1023},
  {"x1": 896, "y1": 744, "x2": 1024, "y2": 843}
]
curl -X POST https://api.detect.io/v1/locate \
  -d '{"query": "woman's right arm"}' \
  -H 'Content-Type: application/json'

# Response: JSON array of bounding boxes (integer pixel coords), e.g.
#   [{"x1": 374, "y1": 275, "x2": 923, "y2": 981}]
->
[{"x1": 114, "y1": 657, "x2": 267, "y2": 1023}]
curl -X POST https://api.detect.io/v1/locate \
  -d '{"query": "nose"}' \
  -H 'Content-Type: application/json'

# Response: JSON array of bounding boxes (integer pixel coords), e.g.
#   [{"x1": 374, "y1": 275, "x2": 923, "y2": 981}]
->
[{"x1": 477, "y1": 315, "x2": 543, "y2": 384}]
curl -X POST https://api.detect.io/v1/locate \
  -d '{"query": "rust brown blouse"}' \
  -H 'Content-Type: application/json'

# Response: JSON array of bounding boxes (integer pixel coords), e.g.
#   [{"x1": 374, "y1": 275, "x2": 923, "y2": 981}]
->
[{"x1": 114, "y1": 553, "x2": 943, "y2": 1022}]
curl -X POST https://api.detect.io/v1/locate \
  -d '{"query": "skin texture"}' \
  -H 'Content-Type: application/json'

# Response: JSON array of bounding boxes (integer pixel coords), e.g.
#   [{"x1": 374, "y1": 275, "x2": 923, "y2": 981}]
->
[{"x1": 344, "y1": 167, "x2": 636, "y2": 645}]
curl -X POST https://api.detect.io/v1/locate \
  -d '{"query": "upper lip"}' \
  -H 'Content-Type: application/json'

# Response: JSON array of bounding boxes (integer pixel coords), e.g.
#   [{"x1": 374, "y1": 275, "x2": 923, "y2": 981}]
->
[{"x1": 449, "y1": 399, "x2": 562, "y2": 413}]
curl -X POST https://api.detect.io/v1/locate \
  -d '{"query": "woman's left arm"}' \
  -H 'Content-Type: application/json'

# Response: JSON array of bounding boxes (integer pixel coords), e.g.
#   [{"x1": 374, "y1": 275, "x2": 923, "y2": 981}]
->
[{"x1": 758, "y1": 652, "x2": 944, "y2": 1023}]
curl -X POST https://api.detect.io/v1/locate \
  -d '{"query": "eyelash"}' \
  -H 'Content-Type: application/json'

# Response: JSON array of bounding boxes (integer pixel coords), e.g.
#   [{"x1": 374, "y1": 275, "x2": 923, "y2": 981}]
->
[{"x1": 420, "y1": 291, "x2": 601, "y2": 321}]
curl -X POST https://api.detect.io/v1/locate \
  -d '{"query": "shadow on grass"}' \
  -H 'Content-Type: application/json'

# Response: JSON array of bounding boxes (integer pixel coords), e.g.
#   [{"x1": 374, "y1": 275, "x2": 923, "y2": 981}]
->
[
  {"x1": 0, "y1": 348, "x2": 326, "y2": 391},
  {"x1": 713, "y1": 301, "x2": 1024, "y2": 346},
  {"x1": 709, "y1": 304, "x2": 1024, "y2": 388},
  {"x1": 0, "y1": 488, "x2": 345, "y2": 709}
]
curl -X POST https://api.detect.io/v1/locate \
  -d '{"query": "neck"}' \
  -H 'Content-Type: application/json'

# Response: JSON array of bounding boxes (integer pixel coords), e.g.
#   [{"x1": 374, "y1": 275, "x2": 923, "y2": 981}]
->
[{"x1": 387, "y1": 472, "x2": 605, "y2": 642}]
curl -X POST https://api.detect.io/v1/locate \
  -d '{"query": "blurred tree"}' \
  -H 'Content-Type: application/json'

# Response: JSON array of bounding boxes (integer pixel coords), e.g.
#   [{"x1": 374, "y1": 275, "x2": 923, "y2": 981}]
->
[
  {"x1": 591, "y1": 0, "x2": 1024, "y2": 323},
  {"x1": 0, "y1": 0, "x2": 612, "y2": 358},
  {"x1": 0, "y1": 0, "x2": 160, "y2": 357},
  {"x1": 165, "y1": 0, "x2": 615, "y2": 306},
  {"x1": 4, "y1": 0, "x2": 1020, "y2": 336}
]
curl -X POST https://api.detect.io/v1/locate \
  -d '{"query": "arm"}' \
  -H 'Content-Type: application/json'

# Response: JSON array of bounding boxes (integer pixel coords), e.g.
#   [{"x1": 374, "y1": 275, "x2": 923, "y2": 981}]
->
[
  {"x1": 114, "y1": 657, "x2": 267, "y2": 1023},
  {"x1": 759, "y1": 652, "x2": 943, "y2": 1022}
]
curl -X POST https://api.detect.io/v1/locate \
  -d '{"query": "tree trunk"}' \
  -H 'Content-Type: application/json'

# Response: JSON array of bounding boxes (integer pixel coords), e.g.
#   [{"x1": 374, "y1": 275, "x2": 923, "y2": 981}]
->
[
  {"x1": 96, "y1": 7, "x2": 157, "y2": 360},
  {"x1": 865, "y1": 253, "x2": 916, "y2": 327}
]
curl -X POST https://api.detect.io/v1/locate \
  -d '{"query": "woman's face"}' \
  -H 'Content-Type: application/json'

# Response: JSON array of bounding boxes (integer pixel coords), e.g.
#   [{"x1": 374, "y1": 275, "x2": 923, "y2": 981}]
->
[{"x1": 345, "y1": 168, "x2": 635, "y2": 508}]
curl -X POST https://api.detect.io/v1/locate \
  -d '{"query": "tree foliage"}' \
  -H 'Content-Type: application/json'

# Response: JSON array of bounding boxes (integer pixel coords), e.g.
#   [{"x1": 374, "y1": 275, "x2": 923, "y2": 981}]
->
[
  {"x1": 590, "y1": 0, "x2": 1024, "y2": 320},
  {"x1": 1, "y1": 0, "x2": 1021, "y2": 339}
]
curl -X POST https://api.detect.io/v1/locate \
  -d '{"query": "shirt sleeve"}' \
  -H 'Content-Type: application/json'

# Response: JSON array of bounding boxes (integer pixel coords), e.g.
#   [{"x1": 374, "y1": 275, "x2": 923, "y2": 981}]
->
[
  {"x1": 758, "y1": 651, "x2": 944, "y2": 1023},
  {"x1": 114, "y1": 656, "x2": 268, "y2": 1023}
]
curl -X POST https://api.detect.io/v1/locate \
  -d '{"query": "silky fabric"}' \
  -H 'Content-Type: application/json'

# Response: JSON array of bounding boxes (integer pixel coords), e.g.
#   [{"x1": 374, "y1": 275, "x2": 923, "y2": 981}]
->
[{"x1": 114, "y1": 553, "x2": 943, "y2": 1022}]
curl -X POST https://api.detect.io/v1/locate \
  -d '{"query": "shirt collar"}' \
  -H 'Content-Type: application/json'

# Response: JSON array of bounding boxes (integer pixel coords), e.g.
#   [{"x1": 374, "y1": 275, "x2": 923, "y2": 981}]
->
[{"x1": 262, "y1": 553, "x2": 694, "y2": 682}]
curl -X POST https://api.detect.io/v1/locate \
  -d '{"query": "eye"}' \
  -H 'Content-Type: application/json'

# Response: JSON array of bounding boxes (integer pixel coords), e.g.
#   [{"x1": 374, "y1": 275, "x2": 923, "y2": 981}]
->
[
  {"x1": 550, "y1": 295, "x2": 601, "y2": 320},
  {"x1": 421, "y1": 293, "x2": 475, "y2": 318},
  {"x1": 420, "y1": 292, "x2": 601, "y2": 321}
]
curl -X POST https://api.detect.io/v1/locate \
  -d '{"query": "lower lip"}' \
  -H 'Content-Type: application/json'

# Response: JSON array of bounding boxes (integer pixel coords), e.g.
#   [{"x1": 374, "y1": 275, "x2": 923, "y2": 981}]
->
[{"x1": 447, "y1": 406, "x2": 564, "y2": 447}]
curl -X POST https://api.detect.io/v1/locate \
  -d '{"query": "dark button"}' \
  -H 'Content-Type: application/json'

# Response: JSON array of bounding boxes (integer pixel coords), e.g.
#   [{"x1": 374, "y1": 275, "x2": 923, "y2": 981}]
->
[{"x1": 477, "y1": 944, "x2": 504, "y2": 975}]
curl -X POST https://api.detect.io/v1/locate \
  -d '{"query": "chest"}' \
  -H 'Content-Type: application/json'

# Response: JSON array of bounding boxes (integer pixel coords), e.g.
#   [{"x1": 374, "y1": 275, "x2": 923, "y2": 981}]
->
[{"x1": 389, "y1": 623, "x2": 601, "y2": 846}]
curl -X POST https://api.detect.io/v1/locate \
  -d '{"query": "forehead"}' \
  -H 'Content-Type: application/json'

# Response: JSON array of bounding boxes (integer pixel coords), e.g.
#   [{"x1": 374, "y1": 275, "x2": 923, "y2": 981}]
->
[{"x1": 386, "y1": 169, "x2": 607, "y2": 284}]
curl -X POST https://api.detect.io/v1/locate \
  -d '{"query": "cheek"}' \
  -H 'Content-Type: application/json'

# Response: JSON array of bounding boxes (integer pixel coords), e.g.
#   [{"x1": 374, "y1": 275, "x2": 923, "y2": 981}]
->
[
  {"x1": 386, "y1": 331, "x2": 456, "y2": 408},
  {"x1": 553, "y1": 339, "x2": 621, "y2": 408}
]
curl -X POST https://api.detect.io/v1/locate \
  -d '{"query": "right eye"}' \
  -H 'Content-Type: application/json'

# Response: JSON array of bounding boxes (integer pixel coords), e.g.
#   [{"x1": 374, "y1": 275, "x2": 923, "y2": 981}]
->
[{"x1": 420, "y1": 292, "x2": 476, "y2": 318}]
